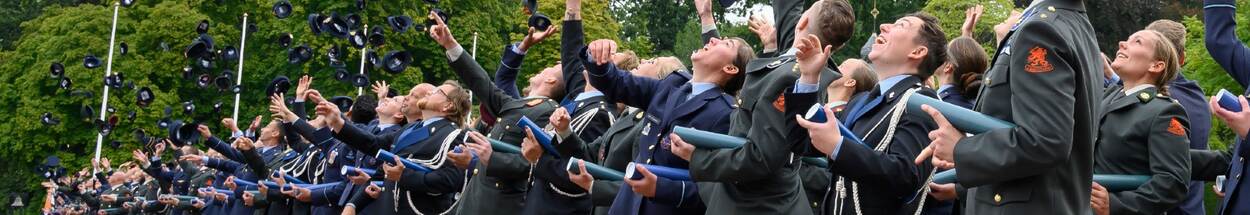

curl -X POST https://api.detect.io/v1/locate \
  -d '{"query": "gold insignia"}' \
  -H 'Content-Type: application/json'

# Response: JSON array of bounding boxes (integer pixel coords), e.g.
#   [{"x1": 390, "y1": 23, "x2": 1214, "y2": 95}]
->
[
  {"x1": 635, "y1": 112, "x2": 644, "y2": 119},
  {"x1": 1040, "y1": 14, "x2": 1048, "y2": 19},
  {"x1": 994, "y1": 194, "x2": 1002, "y2": 203},
  {"x1": 1138, "y1": 92, "x2": 1151, "y2": 102},
  {"x1": 1047, "y1": 6, "x2": 1056, "y2": 12},
  {"x1": 768, "y1": 60, "x2": 783, "y2": 68}
]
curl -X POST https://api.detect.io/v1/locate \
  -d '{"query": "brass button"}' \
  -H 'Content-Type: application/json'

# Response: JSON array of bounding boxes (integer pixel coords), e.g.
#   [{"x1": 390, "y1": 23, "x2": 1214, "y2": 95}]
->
[
  {"x1": 812, "y1": 202, "x2": 818, "y2": 207},
  {"x1": 994, "y1": 194, "x2": 1002, "y2": 203},
  {"x1": 648, "y1": 145, "x2": 655, "y2": 150},
  {"x1": 505, "y1": 125, "x2": 511, "y2": 130},
  {"x1": 646, "y1": 159, "x2": 652, "y2": 164},
  {"x1": 495, "y1": 182, "x2": 500, "y2": 188},
  {"x1": 473, "y1": 169, "x2": 479, "y2": 175}
]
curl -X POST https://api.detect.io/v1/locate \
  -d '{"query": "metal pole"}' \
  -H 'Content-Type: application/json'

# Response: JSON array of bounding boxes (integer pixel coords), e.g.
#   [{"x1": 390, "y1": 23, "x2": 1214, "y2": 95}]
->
[
  {"x1": 93, "y1": 2, "x2": 121, "y2": 172},
  {"x1": 357, "y1": 25, "x2": 368, "y2": 96},
  {"x1": 471, "y1": 32, "x2": 478, "y2": 58},
  {"x1": 232, "y1": 13, "x2": 248, "y2": 121}
]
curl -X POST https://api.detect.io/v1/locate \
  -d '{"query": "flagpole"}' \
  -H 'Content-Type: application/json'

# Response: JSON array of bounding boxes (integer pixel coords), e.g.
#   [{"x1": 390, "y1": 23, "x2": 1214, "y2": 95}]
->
[
  {"x1": 232, "y1": 13, "x2": 248, "y2": 121},
  {"x1": 358, "y1": 25, "x2": 368, "y2": 96},
  {"x1": 93, "y1": 2, "x2": 122, "y2": 172}
]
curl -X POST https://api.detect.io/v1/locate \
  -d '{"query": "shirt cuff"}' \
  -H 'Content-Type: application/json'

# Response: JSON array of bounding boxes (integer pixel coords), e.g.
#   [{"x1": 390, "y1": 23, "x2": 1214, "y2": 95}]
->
[
  {"x1": 555, "y1": 128, "x2": 574, "y2": 144},
  {"x1": 446, "y1": 45, "x2": 466, "y2": 62},
  {"x1": 762, "y1": 47, "x2": 778, "y2": 54},
  {"x1": 231, "y1": 130, "x2": 244, "y2": 139},
  {"x1": 828, "y1": 136, "x2": 845, "y2": 160},
  {"x1": 293, "y1": 99, "x2": 304, "y2": 103},
  {"x1": 511, "y1": 43, "x2": 528, "y2": 55},
  {"x1": 701, "y1": 23, "x2": 717, "y2": 34},
  {"x1": 792, "y1": 81, "x2": 821, "y2": 93}
]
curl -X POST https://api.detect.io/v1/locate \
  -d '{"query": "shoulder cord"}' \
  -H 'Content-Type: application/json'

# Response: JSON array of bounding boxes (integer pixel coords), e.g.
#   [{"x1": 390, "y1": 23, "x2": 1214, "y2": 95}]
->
[
  {"x1": 836, "y1": 88, "x2": 935, "y2": 215},
  {"x1": 398, "y1": 128, "x2": 464, "y2": 215},
  {"x1": 280, "y1": 149, "x2": 316, "y2": 180}
]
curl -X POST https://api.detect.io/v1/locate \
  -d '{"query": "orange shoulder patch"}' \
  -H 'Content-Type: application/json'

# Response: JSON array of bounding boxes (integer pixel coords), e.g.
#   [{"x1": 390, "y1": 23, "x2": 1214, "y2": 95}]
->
[
  {"x1": 1167, "y1": 117, "x2": 1186, "y2": 136},
  {"x1": 1024, "y1": 46, "x2": 1054, "y2": 73},
  {"x1": 773, "y1": 93, "x2": 786, "y2": 112}
]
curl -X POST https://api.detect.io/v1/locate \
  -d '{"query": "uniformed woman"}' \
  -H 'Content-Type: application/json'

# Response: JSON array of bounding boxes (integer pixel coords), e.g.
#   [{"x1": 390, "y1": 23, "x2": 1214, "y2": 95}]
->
[{"x1": 1090, "y1": 29, "x2": 1191, "y2": 215}]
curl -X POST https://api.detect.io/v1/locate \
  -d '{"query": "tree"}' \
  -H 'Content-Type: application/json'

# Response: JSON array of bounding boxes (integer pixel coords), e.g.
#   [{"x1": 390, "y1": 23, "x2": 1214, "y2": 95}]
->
[{"x1": 921, "y1": 0, "x2": 1014, "y2": 55}]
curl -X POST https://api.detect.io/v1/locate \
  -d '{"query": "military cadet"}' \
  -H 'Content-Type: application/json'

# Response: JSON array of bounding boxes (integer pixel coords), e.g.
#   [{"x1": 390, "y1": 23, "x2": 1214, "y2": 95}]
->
[
  {"x1": 581, "y1": 0, "x2": 759, "y2": 210},
  {"x1": 564, "y1": 56, "x2": 683, "y2": 215},
  {"x1": 664, "y1": 0, "x2": 851, "y2": 214},
  {"x1": 323, "y1": 80, "x2": 473, "y2": 215},
  {"x1": 1138, "y1": 19, "x2": 1214, "y2": 215},
  {"x1": 1088, "y1": 29, "x2": 1191, "y2": 215},
  {"x1": 934, "y1": 37, "x2": 987, "y2": 110},
  {"x1": 428, "y1": 10, "x2": 564, "y2": 215},
  {"x1": 1203, "y1": 0, "x2": 1250, "y2": 213},
  {"x1": 791, "y1": 11, "x2": 946, "y2": 215},
  {"x1": 914, "y1": 0, "x2": 1103, "y2": 214}
]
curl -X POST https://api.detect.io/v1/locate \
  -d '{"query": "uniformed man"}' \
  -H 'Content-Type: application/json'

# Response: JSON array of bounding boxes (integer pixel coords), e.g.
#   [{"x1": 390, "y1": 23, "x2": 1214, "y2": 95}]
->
[
  {"x1": 914, "y1": 0, "x2": 1103, "y2": 214},
  {"x1": 322, "y1": 81, "x2": 473, "y2": 215},
  {"x1": 792, "y1": 12, "x2": 946, "y2": 215},
  {"x1": 665, "y1": 0, "x2": 851, "y2": 214},
  {"x1": 1088, "y1": 29, "x2": 1191, "y2": 215},
  {"x1": 428, "y1": 11, "x2": 563, "y2": 215}
]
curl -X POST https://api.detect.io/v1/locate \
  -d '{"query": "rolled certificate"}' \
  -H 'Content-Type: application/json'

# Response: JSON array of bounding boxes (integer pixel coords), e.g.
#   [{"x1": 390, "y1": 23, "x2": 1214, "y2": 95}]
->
[
  {"x1": 376, "y1": 150, "x2": 432, "y2": 173},
  {"x1": 672, "y1": 126, "x2": 745, "y2": 149},
  {"x1": 340, "y1": 166, "x2": 378, "y2": 177},
  {"x1": 1093, "y1": 175, "x2": 1151, "y2": 192},
  {"x1": 1218, "y1": 89, "x2": 1242, "y2": 112},
  {"x1": 904, "y1": 93, "x2": 1015, "y2": 134},
  {"x1": 566, "y1": 158, "x2": 625, "y2": 181},
  {"x1": 800, "y1": 156, "x2": 829, "y2": 169},
  {"x1": 518, "y1": 116, "x2": 561, "y2": 157},
  {"x1": 625, "y1": 162, "x2": 691, "y2": 181},
  {"x1": 488, "y1": 138, "x2": 523, "y2": 154},
  {"x1": 271, "y1": 172, "x2": 307, "y2": 184},
  {"x1": 932, "y1": 169, "x2": 1148, "y2": 192},
  {"x1": 804, "y1": 103, "x2": 867, "y2": 146},
  {"x1": 232, "y1": 178, "x2": 258, "y2": 186}
]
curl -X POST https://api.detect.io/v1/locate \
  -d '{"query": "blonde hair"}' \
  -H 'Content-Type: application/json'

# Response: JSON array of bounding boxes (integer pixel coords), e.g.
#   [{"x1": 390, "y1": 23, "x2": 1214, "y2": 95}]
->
[
  {"x1": 1143, "y1": 30, "x2": 1181, "y2": 95},
  {"x1": 653, "y1": 57, "x2": 686, "y2": 79}
]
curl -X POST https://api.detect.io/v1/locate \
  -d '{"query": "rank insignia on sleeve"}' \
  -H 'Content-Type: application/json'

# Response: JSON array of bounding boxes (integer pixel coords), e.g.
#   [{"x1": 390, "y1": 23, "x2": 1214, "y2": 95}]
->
[
  {"x1": 1167, "y1": 117, "x2": 1186, "y2": 136},
  {"x1": 1025, "y1": 46, "x2": 1054, "y2": 73}
]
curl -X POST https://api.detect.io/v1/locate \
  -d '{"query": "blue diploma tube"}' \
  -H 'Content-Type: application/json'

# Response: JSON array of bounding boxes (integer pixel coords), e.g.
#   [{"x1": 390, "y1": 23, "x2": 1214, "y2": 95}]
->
[
  {"x1": 271, "y1": 172, "x2": 307, "y2": 184},
  {"x1": 626, "y1": 162, "x2": 692, "y2": 181},
  {"x1": 904, "y1": 93, "x2": 1015, "y2": 134},
  {"x1": 565, "y1": 158, "x2": 625, "y2": 181},
  {"x1": 340, "y1": 166, "x2": 378, "y2": 177},
  {"x1": 232, "y1": 178, "x2": 258, "y2": 187},
  {"x1": 376, "y1": 150, "x2": 433, "y2": 173},
  {"x1": 488, "y1": 138, "x2": 523, "y2": 154},
  {"x1": 932, "y1": 169, "x2": 1147, "y2": 192},
  {"x1": 1218, "y1": 89, "x2": 1242, "y2": 112},
  {"x1": 804, "y1": 104, "x2": 868, "y2": 146},
  {"x1": 672, "y1": 126, "x2": 746, "y2": 149},
  {"x1": 517, "y1": 116, "x2": 561, "y2": 157}
]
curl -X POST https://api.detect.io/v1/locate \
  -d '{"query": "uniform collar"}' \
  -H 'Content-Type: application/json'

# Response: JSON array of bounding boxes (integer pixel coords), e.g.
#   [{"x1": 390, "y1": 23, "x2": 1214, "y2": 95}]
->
[
  {"x1": 877, "y1": 75, "x2": 913, "y2": 96},
  {"x1": 1123, "y1": 84, "x2": 1156, "y2": 96},
  {"x1": 574, "y1": 91, "x2": 604, "y2": 102},
  {"x1": 422, "y1": 117, "x2": 445, "y2": 127},
  {"x1": 690, "y1": 82, "x2": 718, "y2": 97},
  {"x1": 937, "y1": 84, "x2": 954, "y2": 95}
]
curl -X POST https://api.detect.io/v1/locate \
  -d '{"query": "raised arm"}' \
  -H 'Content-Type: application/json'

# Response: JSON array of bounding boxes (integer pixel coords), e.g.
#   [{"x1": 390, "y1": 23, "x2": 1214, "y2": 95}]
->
[
  {"x1": 1204, "y1": 0, "x2": 1250, "y2": 88},
  {"x1": 580, "y1": 40, "x2": 666, "y2": 109},
  {"x1": 562, "y1": 0, "x2": 588, "y2": 101},
  {"x1": 494, "y1": 44, "x2": 526, "y2": 99},
  {"x1": 429, "y1": 11, "x2": 519, "y2": 116}
]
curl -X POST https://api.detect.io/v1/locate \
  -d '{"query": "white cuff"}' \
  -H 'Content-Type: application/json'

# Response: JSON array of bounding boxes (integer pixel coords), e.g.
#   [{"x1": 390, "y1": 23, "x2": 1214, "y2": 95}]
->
[
  {"x1": 512, "y1": 43, "x2": 528, "y2": 55},
  {"x1": 701, "y1": 23, "x2": 717, "y2": 34},
  {"x1": 446, "y1": 45, "x2": 466, "y2": 61}
]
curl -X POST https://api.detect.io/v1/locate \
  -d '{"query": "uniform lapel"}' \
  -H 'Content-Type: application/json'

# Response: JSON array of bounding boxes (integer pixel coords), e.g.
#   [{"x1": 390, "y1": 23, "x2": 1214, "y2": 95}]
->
[{"x1": 670, "y1": 86, "x2": 722, "y2": 120}]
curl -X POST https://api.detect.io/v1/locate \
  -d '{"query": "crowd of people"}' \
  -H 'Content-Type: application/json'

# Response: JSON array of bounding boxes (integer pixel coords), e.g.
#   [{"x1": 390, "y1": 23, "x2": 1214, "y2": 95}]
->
[{"x1": 35, "y1": 0, "x2": 1250, "y2": 214}]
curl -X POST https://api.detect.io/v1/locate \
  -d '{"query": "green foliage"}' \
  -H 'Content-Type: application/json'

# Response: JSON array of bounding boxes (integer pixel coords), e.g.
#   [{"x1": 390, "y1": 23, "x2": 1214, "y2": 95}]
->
[
  {"x1": 921, "y1": 0, "x2": 1013, "y2": 54},
  {"x1": 1182, "y1": 9, "x2": 1247, "y2": 153},
  {"x1": 0, "y1": 1, "x2": 619, "y2": 212}
]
